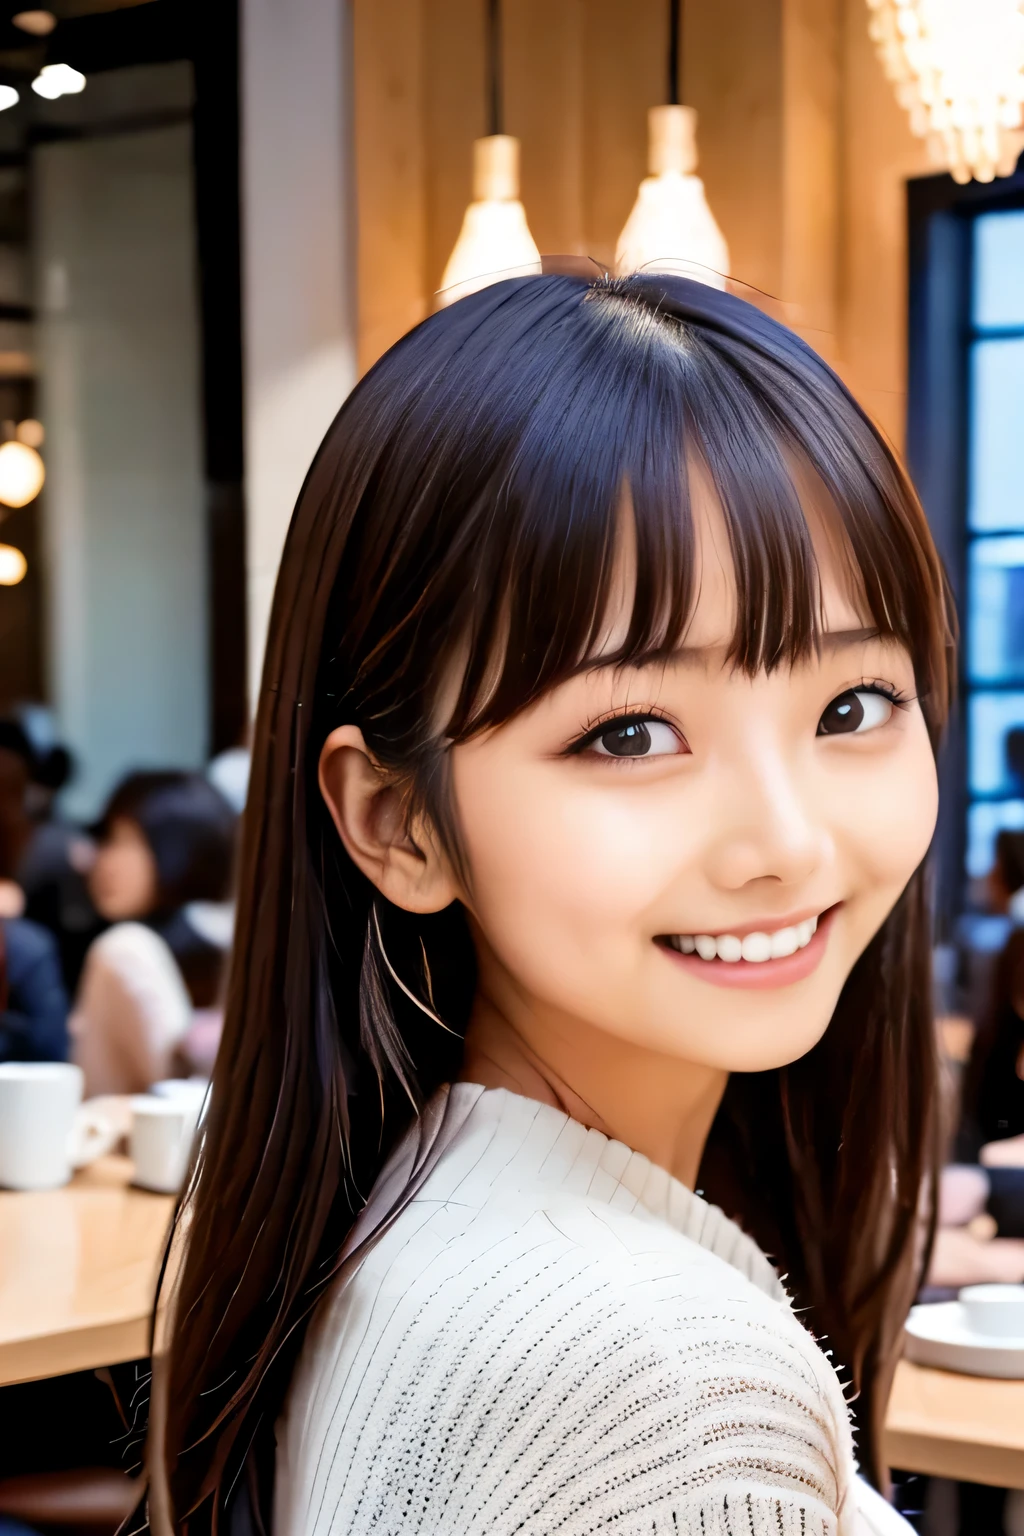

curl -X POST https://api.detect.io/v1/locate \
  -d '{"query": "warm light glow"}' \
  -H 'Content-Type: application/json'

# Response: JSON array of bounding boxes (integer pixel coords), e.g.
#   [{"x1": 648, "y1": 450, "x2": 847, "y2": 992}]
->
[
  {"x1": 0, "y1": 544, "x2": 27, "y2": 586},
  {"x1": 437, "y1": 136, "x2": 540, "y2": 305},
  {"x1": 0, "y1": 87, "x2": 19, "y2": 113},
  {"x1": 615, "y1": 106, "x2": 729, "y2": 288},
  {"x1": 867, "y1": 0, "x2": 1024, "y2": 183},
  {"x1": 12, "y1": 10, "x2": 57, "y2": 37},
  {"x1": 16, "y1": 418, "x2": 44, "y2": 448},
  {"x1": 0, "y1": 440, "x2": 44, "y2": 507},
  {"x1": 31, "y1": 63, "x2": 86, "y2": 101}
]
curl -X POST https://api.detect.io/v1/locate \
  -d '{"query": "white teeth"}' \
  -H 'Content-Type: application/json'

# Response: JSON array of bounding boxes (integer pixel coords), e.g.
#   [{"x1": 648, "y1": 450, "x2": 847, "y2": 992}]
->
[
  {"x1": 666, "y1": 914, "x2": 823, "y2": 963},
  {"x1": 740, "y1": 931, "x2": 772, "y2": 963}
]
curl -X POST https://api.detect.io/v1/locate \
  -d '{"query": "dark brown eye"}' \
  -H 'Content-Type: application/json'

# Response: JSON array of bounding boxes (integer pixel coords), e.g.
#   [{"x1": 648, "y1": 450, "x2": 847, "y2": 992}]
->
[
  {"x1": 817, "y1": 690, "x2": 893, "y2": 736},
  {"x1": 589, "y1": 719, "x2": 681, "y2": 758}
]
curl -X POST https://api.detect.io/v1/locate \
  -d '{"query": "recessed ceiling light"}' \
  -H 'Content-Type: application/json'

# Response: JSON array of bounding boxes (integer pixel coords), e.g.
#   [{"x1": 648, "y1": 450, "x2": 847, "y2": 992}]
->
[
  {"x1": 12, "y1": 11, "x2": 57, "y2": 37},
  {"x1": 0, "y1": 86, "x2": 18, "y2": 112}
]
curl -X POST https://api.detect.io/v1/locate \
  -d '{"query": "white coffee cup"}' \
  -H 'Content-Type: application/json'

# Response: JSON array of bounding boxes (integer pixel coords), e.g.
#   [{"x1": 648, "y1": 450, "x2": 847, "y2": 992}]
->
[
  {"x1": 0, "y1": 1062, "x2": 118, "y2": 1190},
  {"x1": 960, "y1": 1283, "x2": 1024, "y2": 1338},
  {"x1": 130, "y1": 1095, "x2": 200, "y2": 1194}
]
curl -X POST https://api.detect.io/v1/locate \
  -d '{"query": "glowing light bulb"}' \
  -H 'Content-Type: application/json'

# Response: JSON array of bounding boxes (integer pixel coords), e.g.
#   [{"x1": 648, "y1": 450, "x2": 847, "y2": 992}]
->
[
  {"x1": 16, "y1": 419, "x2": 43, "y2": 449},
  {"x1": 866, "y1": 0, "x2": 1024, "y2": 183},
  {"x1": 12, "y1": 11, "x2": 57, "y2": 37},
  {"x1": 0, "y1": 87, "x2": 19, "y2": 113},
  {"x1": 437, "y1": 136, "x2": 540, "y2": 306},
  {"x1": 0, "y1": 544, "x2": 27, "y2": 585},
  {"x1": 32, "y1": 63, "x2": 86, "y2": 101},
  {"x1": 615, "y1": 106, "x2": 728, "y2": 287},
  {"x1": 0, "y1": 440, "x2": 44, "y2": 507}
]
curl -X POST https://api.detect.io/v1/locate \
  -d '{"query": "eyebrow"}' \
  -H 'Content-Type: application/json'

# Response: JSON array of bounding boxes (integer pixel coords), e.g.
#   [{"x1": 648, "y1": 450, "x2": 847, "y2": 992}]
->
[{"x1": 575, "y1": 626, "x2": 887, "y2": 679}]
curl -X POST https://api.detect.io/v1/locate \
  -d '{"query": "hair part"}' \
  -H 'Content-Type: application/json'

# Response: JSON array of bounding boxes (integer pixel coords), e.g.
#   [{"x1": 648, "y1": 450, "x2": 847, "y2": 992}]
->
[{"x1": 154, "y1": 273, "x2": 955, "y2": 1531}]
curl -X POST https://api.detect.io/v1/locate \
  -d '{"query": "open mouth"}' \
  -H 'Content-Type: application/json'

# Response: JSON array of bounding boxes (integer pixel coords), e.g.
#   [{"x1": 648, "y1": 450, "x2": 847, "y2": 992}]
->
[{"x1": 655, "y1": 905, "x2": 839, "y2": 988}]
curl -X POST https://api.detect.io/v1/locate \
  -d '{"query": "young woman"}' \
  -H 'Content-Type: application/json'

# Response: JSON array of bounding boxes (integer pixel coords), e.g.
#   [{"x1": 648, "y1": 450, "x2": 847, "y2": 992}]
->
[
  {"x1": 152, "y1": 273, "x2": 952, "y2": 1536},
  {"x1": 71, "y1": 771, "x2": 236, "y2": 1094}
]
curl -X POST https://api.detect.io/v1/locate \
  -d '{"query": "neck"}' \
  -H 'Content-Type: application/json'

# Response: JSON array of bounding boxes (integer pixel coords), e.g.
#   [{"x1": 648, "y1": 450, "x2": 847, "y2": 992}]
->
[{"x1": 457, "y1": 972, "x2": 727, "y2": 1190}]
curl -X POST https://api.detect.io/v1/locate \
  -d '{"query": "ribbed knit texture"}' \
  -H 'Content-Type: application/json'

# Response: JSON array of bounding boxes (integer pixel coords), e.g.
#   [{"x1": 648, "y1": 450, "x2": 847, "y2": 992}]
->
[{"x1": 275, "y1": 1085, "x2": 910, "y2": 1536}]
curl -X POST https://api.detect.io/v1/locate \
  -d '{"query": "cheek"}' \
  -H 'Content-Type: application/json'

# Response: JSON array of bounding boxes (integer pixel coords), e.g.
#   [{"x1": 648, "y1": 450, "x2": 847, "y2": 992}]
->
[
  {"x1": 838, "y1": 725, "x2": 939, "y2": 892},
  {"x1": 454, "y1": 758, "x2": 681, "y2": 962}
]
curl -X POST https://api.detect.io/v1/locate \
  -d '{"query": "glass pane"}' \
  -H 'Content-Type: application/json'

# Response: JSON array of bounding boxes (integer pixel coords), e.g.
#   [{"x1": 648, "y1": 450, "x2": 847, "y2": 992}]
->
[
  {"x1": 969, "y1": 691, "x2": 1024, "y2": 797},
  {"x1": 968, "y1": 535, "x2": 1024, "y2": 683},
  {"x1": 967, "y1": 799, "x2": 1024, "y2": 879},
  {"x1": 974, "y1": 210, "x2": 1024, "y2": 330},
  {"x1": 968, "y1": 338, "x2": 1024, "y2": 531}
]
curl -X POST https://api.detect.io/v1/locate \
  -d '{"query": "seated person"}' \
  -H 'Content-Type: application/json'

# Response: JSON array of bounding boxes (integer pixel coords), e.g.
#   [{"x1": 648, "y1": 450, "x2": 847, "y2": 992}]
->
[
  {"x1": 70, "y1": 771, "x2": 237, "y2": 1096},
  {"x1": 0, "y1": 710, "x2": 101, "y2": 994},
  {"x1": 0, "y1": 916, "x2": 68, "y2": 1063}
]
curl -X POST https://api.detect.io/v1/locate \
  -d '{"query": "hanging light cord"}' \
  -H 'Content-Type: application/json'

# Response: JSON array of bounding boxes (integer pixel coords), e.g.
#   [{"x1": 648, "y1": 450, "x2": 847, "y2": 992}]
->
[
  {"x1": 668, "y1": 0, "x2": 682, "y2": 106},
  {"x1": 487, "y1": 0, "x2": 503, "y2": 137}
]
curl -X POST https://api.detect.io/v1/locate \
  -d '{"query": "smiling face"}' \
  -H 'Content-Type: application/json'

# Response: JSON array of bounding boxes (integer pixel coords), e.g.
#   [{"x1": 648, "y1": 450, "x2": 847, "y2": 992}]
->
[{"x1": 448, "y1": 484, "x2": 939, "y2": 1081}]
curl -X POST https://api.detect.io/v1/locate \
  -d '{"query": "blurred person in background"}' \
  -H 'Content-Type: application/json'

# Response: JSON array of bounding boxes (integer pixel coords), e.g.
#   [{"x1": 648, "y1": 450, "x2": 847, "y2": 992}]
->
[
  {"x1": 0, "y1": 914, "x2": 68, "y2": 1063},
  {"x1": 71, "y1": 771, "x2": 237, "y2": 1095},
  {"x1": 959, "y1": 830, "x2": 1024, "y2": 1157},
  {"x1": 0, "y1": 710, "x2": 102, "y2": 993}
]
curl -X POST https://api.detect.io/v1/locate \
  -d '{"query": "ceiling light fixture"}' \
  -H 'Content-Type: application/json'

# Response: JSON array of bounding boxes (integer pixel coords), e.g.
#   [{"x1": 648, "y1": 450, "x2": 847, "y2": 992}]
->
[
  {"x1": 32, "y1": 62, "x2": 86, "y2": 100},
  {"x1": 0, "y1": 86, "x2": 18, "y2": 112},
  {"x1": 12, "y1": 11, "x2": 57, "y2": 37},
  {"x1": 615, "y1": 0, "x2": 728, "y2": 287},
  {"x1": 437, "y1": 0, "x2": 540, "y2": 305},
  {"x1": 867, "y1": 0, "x2": 1024, "y2": 183},
  {"x1": 0, "y1": 543, "x2": 27, "y2": 585}
]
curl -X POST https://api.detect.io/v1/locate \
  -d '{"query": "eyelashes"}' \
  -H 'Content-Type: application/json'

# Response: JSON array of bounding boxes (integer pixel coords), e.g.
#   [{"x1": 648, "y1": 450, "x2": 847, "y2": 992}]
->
[{"x1": 564, "y1": 678, "x2": 914, "y2": 760}]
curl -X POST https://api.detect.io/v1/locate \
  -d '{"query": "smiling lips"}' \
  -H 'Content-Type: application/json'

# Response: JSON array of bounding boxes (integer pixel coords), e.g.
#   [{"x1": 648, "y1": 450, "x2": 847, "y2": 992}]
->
[
  {"x1": 657, "y1": 907, "x2": 837, "y2": 989},
  {"x1": 665, "y1": 915, "x2": 818, "y2": 964}
]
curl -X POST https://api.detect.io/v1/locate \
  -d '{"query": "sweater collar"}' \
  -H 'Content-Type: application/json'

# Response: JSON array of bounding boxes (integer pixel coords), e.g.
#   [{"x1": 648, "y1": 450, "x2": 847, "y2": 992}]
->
[{"x1": 439, "y1": 1081, "x2": 790, "y2": 1305}]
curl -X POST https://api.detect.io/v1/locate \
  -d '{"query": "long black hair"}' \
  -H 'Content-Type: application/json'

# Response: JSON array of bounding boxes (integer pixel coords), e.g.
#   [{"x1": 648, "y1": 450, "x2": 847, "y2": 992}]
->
[{"x1": 154, "y1": 273, "x2": 954, "y2": 1529}]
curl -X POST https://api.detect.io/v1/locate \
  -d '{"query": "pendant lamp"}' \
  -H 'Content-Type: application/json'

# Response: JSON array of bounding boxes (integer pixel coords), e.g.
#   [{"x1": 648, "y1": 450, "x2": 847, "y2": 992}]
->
[
  {"x1": 437, "y1": 0, "x2": 540, "y2": 305},
  {"x1": 615, "y1": 0, "x2": 728, "y2": 287}
]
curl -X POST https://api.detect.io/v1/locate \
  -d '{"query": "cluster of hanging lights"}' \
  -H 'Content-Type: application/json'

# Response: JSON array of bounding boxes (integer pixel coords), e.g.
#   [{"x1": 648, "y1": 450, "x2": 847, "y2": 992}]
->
[
  {"x1": 439, "y1": 0, "x2": 728, "y2": 305},
  {"x1": 867, "y1": 0, "x2": 1024, "y2": 184}
]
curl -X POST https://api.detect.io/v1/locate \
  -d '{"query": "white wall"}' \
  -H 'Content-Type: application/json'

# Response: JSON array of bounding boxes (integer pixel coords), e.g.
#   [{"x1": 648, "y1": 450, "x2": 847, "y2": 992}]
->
[
  {"x1": 35, "y1": 114, "x2": 208, "y2": 819},
  {"x1": 241, "y1": 0, "x2": 357, "y2": 701}
]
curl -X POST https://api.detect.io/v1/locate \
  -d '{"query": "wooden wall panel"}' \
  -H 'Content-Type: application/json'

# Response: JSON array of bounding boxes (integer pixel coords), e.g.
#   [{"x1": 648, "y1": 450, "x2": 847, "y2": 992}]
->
[
  {"x1": 423, "y1": 0, "x2": 486, "y2": 298},
  {"x1": 354, "y1": 0, "x2": 932, "y2": 452},
  {"x1": 354, "y1": 0, "x2": 427, "y2": 373},
  {"x1": 580, "y1": 0, "x2": 661, "y2": 270}
]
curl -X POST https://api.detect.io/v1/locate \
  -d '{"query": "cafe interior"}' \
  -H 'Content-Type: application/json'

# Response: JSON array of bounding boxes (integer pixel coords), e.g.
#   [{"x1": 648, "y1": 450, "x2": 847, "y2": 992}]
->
[{"x1": 0, "y1": 0, "x2": 1023, "y2": 1531}]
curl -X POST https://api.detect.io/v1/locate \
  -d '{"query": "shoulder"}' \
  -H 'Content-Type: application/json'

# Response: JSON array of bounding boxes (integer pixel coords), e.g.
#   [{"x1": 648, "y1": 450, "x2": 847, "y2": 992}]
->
[
  {"x1": 87, "y1": 921, "x2": 179, "y2": 975},
  {"x1": 2, "y1": 917, "x2": 60, "y2": 977},
  {"x1": 278, "y1": 1190, "x2": 855, "y2": 1536},
  {"x1": 80, "y1": 923, "x2": 191, "y2": 1014}
]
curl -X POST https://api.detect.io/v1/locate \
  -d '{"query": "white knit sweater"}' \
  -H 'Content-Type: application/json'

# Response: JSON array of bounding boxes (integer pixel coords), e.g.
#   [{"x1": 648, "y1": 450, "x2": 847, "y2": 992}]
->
[{"x1": 275, "y1": 1084, "x2": 911, "y2": 1536}]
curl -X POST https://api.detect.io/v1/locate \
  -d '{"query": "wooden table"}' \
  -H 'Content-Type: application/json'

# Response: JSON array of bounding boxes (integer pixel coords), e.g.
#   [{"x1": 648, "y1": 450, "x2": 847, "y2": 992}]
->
[
  {"x1": 3, "y1": 1162, "x2": 1024, "y2": 1492},
  {"x1": 0, "y1": 1155, "x2": 174, "y2": 1387},
  {"x1": 884, "y1": 1358, "x2": 1024, "y2": 1489}
]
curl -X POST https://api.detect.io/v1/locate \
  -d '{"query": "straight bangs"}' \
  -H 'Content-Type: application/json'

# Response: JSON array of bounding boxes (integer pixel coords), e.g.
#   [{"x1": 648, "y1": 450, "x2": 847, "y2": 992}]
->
[{"x1": 331, "y1": 276, "x2": 952, "y2": 769}]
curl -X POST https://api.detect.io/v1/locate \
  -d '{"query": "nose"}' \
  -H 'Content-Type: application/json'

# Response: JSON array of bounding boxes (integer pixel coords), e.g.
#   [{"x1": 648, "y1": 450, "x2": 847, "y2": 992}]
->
[{"x1": 702, "y1": 747, "x2": 832, "y2": 892}]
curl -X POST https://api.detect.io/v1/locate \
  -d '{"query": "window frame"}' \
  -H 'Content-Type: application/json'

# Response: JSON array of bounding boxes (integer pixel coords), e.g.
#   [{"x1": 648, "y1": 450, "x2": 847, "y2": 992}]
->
[{"x1": 907, "y1": 162, "x2": 1024, "y2": 926}]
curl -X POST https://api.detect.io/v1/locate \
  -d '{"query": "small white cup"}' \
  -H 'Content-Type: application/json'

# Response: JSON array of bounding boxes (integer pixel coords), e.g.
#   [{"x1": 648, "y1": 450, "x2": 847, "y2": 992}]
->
[
  {"x1": 0, "y1": 1062, "x2": 117, "y2": 1190},
  {"x1": 960, "y1": 1283, "x2": 1024, "y2": 1339},
  {"x1": 130, "y1": 1095, "x2": 200, "y2": 1194}
]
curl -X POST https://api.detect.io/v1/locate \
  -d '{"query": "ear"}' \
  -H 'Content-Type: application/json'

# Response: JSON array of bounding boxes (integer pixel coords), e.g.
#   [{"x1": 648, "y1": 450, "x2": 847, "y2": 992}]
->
[{"x1": 318, "y1": 725, "x2": 459, "y2": 914}]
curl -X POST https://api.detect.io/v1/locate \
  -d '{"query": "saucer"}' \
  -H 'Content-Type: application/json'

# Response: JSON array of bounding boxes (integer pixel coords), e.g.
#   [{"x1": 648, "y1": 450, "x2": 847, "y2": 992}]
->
[{"x1": 905, "y1": 1301, "x2": 1024, "y2": 1378}]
